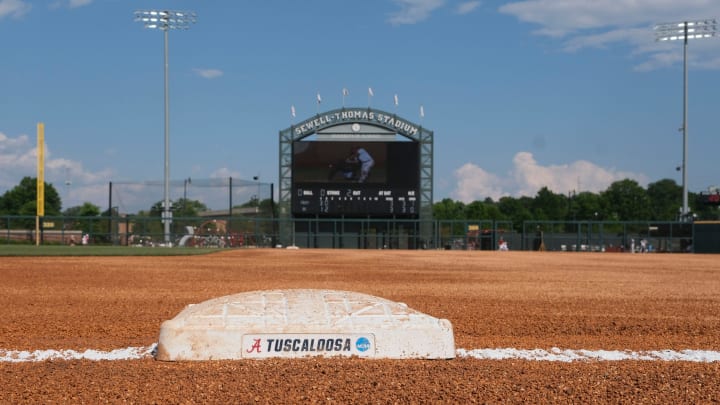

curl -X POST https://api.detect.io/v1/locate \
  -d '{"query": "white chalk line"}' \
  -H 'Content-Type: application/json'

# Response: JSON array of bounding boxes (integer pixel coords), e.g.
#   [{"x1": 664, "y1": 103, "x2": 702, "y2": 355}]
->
[
  {"x1": 0, "y1": 345, "x2": 157, "y2": 363},
  {"x1": 1, "y1": 345, "x2": 719, "y2": 363},
  {"x1": 455, "y1": 348, "x2": 720, "y2": 363}
]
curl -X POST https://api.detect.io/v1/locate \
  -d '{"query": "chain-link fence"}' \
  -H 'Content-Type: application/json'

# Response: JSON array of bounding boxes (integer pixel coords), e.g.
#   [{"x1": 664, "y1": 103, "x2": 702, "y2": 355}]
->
[
  {"x1": 0, "y1": 216, "x2": 698, "y2": 253},
  {"x1": 0, "y1": 214, "x2": 277, "y2": 248}
]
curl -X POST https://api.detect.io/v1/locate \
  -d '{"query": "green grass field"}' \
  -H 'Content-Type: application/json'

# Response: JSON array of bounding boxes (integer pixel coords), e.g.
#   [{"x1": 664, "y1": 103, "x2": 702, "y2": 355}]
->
[{"x1": 0, "y1": 245, "x2": 224, "y2": 256}]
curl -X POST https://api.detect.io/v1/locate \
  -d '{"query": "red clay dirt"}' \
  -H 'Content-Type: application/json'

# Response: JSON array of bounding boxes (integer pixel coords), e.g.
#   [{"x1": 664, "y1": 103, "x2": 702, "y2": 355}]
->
[{"x1": 1, "y1": 249, "x2": 718, "y2": 403}]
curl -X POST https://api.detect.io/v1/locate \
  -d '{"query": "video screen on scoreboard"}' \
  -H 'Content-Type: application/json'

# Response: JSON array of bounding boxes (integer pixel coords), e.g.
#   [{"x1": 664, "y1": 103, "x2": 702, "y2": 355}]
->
[{"x1": 292, "y1": 141, "x2": 420, "y2": 217}]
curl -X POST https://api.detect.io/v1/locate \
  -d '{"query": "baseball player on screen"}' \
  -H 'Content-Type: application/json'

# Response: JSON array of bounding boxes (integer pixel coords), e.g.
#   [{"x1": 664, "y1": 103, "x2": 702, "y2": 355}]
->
[{"x1": 353, "y1": 146, "x2": 374, "y2": 183}]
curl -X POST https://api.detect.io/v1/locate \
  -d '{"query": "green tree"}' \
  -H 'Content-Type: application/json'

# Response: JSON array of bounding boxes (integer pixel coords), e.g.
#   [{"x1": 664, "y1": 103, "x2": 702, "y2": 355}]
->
[
  {"x1": 149, "y1": 200, "x2": 164, "y2": 217},
  {"x1": 464, "y1": 201, "x2": 487, "y2": 220},
  {"x1": 258, "y1": 198, "x2": 277, "y2": 219},
  {"x1": 432, "y1": 198, "x2": 467, "y2": 238},
  {"x1": 238, "y1": 197, "x2": 276, "y2": 218},
  {"x1": 484, "y1": 203, "x2": 504, "y2": 220},
  {"x1": 149, "y1": 198, "x2": 208, "y2": 217},
  {"x1": 570, "y1": 191, "x2": 603, "y2": 221},
  {"x1": 497, "y1": 196, "x2": 532, "y2": 231},
  {"x1": 694, "y1": 200, "x2": 720, "y2": 220},
  {"x1": 145, "y1": 198, "x2": 210, "y2": 240},
  {"x1": 173, "y1": 198, "x2": 208, "y2": 218},
  {"x1": 0, "y1": 176, "x2": 62, "y2": 217},
  {"x1": 600, "y1": 179, "x2": 651, "y2": 221},
  {"x1": 464, "y1": 200, "x2": 506, "y2": 221},
  {"x1": 532, "y1": 187, "x2": 567, "y2": 221},
  {"x1": 61, "y1": 202, "x2": 102, "y2": 235},
  {"x1": 646, "y1": 179, "x2": 682, "y2": 221},
  {"x1": 63, "y1": 202, "x2": 101, "y2": 217},
  {"x1": 137, "y1": 201, "x2": 166, "y2": 240},
  {"x1": 432, "y1": 198, "x2": 466, "y2": 220}
]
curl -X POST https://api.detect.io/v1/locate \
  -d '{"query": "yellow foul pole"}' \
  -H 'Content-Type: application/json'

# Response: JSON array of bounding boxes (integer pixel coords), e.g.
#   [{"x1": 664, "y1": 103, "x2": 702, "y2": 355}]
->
[{"x1": 36, "y1": 123, "x2": 45, "y2": 246}]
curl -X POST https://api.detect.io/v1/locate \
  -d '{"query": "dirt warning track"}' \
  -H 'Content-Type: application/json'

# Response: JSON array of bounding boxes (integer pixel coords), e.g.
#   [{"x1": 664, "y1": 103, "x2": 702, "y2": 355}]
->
[{"x1": 1, "y1": 250, "x2": 718, "y2": 403}]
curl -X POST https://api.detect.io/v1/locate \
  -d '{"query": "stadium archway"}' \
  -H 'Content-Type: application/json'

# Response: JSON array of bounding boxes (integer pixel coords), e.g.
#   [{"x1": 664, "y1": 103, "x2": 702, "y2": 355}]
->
[{"x1": 278, "y1": 107, "x2": 434, "y2": 248}]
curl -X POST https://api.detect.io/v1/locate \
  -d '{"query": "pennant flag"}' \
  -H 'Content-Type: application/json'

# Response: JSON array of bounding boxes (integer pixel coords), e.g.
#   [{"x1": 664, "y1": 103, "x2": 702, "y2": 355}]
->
[
  {"x1": 316, "y1": 93, "x2": 322, "y2": 104},
  {"x1": 394, "y1": 94, "x2": 399, "y2": 106},
  {"x1": 420, "y1": 105, "x2": 425, "y2": 118},
  {"x1": 342, "y1": 88, "x2": 349, "y2": 96},
  {"x1": 291, "y1": 105, "x2": 296, "y2": 118},
  {"x1": 368, "y1": 87, "x2": 374, "y2": 97}
]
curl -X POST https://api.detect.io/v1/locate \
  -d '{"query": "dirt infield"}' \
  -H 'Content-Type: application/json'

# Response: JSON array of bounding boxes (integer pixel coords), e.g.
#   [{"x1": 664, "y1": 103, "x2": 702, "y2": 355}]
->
[{"x1": 1, "y1": 250, "x2": 718, "y2": 403}]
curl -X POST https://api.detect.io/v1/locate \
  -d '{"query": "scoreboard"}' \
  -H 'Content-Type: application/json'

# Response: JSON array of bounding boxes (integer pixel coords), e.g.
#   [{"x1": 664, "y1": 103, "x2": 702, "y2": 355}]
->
[
  {"x1": 293, "y1": 184, "x2": 418, "y2": 216},
  {"x1": 292, "y1": 140, "x2": 419, "y2": 217},
  {"x1": 699, "y1": 191, "x2": 720, "y2": 206}
]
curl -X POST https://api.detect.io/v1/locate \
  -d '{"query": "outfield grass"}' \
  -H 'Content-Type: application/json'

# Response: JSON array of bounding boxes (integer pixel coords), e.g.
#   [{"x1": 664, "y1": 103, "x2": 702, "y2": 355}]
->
[{"x1": 0, "y1": 245, "x2": 224, "y2": 256}]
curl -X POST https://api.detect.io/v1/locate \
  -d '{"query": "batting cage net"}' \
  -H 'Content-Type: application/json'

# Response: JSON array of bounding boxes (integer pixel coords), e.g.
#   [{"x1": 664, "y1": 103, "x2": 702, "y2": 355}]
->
[
  {"x1": 110, "y1": 177, "x2": 272, "y2": 215},
  {"x1": 106, "y1": 177, "x2": 275, "y2": 247}
]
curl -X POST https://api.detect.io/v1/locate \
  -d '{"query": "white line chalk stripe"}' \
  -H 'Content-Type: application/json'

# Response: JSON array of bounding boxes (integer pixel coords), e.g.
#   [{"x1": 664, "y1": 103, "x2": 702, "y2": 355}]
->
[
  {"x1": 1, "y1": 346, "x2": 718, "y2": 363},
  {"x1": 456, "y1": 348, "x2": 720, "y2": 363},
  {"x1": 0, "y1": 345, "x2": 157, "y2": 362}
]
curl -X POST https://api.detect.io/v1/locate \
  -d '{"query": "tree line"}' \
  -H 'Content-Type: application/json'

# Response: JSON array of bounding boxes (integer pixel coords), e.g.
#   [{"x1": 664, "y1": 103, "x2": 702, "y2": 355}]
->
[
  {"x1": 432, "y1": 178, "x2": 719, "y2": 224},
  {"x1": 1, "y1": 176, "x2": 718, "y2": 224}
]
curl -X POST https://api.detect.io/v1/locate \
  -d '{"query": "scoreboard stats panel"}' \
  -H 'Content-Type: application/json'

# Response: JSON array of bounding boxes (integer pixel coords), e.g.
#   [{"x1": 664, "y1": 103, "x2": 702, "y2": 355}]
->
[
  {"x1": 293, "y1": 184, "x2": 418, "y2": 216},
  {"x1": 292, "y1": 140, "x2": 419, "y2": 217}
]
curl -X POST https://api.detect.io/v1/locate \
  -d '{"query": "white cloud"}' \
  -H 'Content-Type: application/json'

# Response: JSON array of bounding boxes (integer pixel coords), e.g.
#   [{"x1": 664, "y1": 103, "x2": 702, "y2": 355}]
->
[
  {"x1": 0, "y1": 131, "x2": 29, "y2": 150},
  {"x1": 452, "y1": 151, "x2": 649, "y2": 202},
  {"x1": 633, "y1": 48, "x2": 682, "y2": 72},
  {"x1": 499, "y1": 0, "x2": 720, "y2": 37},
  {"x1": 388, "y1": 0, "x2": 445, "y2": 25},
  {"x1": 0, "y1": 130, "x2": 113, "y2": 210},
  {"x1": 456, "y1": 1, "x2": 481, "y2": 15},
  {"x1": 0, "y1": 131, "x2": 261, "y2": 214},
  {"x1": 454, "y1": 163, "x2": 506, "y2": 202},
  {"x1": 193, "y1": 68, "x2": 224, "y2": 79},
  {"x1": 209, "y1": 167, "x2": 242, "y2": 179},
  {"x1": 0, "y1": 0, "x2": 31, "y2": 19},
  {"x1": 562, "y1": 27, "x2": 650, "y2": 53},
  {"x1": 0, "y1": 132, "x2": 34, "y2": 171},
  {"x1": 49, "y1": 0, "x2": 92, "y2": 10},
  {"x1": 68, "y1": 0, "x2": 93, "y2": 8},
  {"x1": 498, "y1": 0, "x2": 720, "y2": 70}
]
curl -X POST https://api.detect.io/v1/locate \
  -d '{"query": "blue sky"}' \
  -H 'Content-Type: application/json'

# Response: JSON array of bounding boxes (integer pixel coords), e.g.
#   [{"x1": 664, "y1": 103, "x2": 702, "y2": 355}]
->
[{"x1": 2, "y1": 0, "x2": 720, "y2": 213}]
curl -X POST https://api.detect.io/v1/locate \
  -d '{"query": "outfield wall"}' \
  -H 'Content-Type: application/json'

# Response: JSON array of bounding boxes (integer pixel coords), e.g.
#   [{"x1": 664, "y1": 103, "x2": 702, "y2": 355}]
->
[
  {"x1": 0, "y1": 229, "x2": 83, "y2": 244},
  {"x1": 693, "y1": 221, "x2": 720, "y2": 253}
]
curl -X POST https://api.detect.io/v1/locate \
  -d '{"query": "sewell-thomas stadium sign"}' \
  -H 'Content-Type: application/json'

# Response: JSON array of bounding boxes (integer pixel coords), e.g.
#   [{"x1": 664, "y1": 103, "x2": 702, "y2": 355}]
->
[{"x1": 293, "y1": 108, "x2": 419, "y2": 138}]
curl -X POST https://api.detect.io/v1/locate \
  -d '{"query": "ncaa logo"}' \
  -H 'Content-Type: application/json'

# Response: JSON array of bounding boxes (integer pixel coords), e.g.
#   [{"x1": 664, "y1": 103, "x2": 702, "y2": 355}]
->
[{"x1": 355, "y1": 337, "x2": 371, "y2": 352}]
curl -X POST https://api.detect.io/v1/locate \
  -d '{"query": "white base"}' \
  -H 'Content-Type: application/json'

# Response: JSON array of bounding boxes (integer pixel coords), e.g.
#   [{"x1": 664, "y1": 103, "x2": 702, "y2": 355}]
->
[{"x1": 156, "y1": 289, "x2": 454, "y2": 360}]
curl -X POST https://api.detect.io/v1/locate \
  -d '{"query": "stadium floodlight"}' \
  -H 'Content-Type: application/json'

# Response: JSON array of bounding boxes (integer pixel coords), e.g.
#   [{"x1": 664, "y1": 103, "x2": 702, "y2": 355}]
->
[
  {"x1": 134, "y1": 10, "x2": 196, "y2": 245},
  {"x1": 654, "y1": 19, "x2": 717, "y2": 222}
]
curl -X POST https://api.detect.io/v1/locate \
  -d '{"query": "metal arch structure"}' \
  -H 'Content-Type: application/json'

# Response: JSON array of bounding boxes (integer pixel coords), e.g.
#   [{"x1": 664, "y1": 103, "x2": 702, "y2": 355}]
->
[{"x1": 278, "y1": 107, "x2": 434, "y2": 247}]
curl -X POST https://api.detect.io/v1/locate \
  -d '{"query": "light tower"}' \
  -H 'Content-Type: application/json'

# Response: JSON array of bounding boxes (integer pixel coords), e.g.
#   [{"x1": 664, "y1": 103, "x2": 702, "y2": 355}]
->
[
  {"x1": 654, "y1": 19, "x2": 717, "y2": 221},
  {"x1": 134, "y1": 10, "x2": 196, "y2": 245}
]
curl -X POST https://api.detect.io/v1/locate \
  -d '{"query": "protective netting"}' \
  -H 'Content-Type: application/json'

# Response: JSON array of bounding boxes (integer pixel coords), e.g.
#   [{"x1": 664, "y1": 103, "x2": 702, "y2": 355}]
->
[{"x1": 109, "y1": 177, "x2": 272, "y2": 215}]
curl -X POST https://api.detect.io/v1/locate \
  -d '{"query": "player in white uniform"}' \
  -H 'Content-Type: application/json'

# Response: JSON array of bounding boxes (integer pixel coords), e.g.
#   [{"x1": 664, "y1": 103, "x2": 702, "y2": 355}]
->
[{"x1": 354, "y1": 147, "x2": 374, "y2": 183}]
